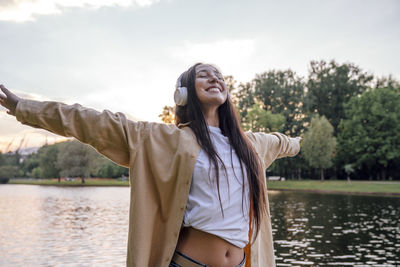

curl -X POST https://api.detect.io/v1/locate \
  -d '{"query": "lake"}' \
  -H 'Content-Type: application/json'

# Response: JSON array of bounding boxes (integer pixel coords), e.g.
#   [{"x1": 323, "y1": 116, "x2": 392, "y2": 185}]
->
[{"x1": 0, "y1": 185, "x2": 399, "y2": 266}]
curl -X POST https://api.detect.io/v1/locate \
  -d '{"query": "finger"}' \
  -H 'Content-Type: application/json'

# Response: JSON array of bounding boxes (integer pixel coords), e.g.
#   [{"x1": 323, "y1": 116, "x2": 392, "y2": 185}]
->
[
  {"x1": 0, "y1": 84, "x2": 10, "y2": 95},
  {"x1": 0, "y1": 84, "x2": 7, "y2": 94}
]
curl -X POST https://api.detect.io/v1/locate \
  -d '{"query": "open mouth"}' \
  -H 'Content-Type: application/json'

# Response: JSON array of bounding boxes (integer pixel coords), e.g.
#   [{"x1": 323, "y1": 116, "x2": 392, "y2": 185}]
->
[{"x1": 206, "y1": 86, "x2": 222, "y2": 92}]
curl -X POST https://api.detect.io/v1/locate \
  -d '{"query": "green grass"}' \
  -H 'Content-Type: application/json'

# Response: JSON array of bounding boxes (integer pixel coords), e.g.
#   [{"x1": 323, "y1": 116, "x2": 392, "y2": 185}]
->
[
  {"x1": 267, "y1": 180, "x2": 400, "y2": 195},
  {"x1": 8, "y1": 178, "x2": 400, "y2": 196},
  {"x1": 9, "y1": 178, "x2": 129, "y2": 187}
]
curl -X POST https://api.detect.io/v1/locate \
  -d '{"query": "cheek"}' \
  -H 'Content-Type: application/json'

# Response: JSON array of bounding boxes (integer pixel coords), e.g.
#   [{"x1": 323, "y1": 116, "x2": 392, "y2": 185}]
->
[
  {"x1": 222, "y1": 83, "x2": 228, "y2": 95},
  {"x1": 194, "y1": 80, "x2": 206, "y2": 95},
  {"x1": 194, "y1": 80, "x2": 200, "y2": 92}
]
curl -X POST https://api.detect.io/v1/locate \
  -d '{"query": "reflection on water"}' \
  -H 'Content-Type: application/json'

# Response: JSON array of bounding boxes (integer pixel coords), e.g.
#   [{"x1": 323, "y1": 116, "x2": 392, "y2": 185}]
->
[
  {"x1": 0, "y1": 185, "x2": 129, "y2": 267},
  {"x1": 0, "y1": 185, "x2": 399, "y2": 266},
  {"x1": 269, "y1": 191, "x2": 400, "y2": 266}
]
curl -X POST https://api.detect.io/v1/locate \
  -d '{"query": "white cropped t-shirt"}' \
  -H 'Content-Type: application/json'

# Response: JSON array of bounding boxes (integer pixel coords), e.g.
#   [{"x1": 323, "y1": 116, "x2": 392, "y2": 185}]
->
[{"x1": 183, "y1": 126, "x2": 250, "y2": 248}]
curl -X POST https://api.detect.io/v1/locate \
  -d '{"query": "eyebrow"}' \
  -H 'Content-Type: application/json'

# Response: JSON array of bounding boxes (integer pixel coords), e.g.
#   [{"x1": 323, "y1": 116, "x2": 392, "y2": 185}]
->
[{"x1": 196, "y1": 69, "x2": 222, "y2": 76}]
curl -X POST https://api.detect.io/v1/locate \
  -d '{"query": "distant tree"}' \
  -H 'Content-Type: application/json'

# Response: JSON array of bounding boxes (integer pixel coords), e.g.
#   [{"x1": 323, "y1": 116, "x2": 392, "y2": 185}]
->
[
  {"x1": 344, "y1": 164, "x2": 354, "y2": 183},
  {"x1": 0, "y1": 152, "x2": 5, "y2": 166},
  {"x1": 95, "y1": 161, "x2": 128, "y2": 178},
  {"x1": 3, "y1": 152, "x2": 20, "y2": 166},
  {"x1": 159, "y1": 105, "x2": 175, "y2": 124},
  {"x1": 253, "y1": 69, "x2": 306, "y2": 136},
  {"x1": 304, "y1": 60, "x2": 373, "y2": 132},
  {"x1": 243, "y1": 104, "x2": 285, "y2": 132},
  {"x1": 233, "y1": 69, "x2": 306, "y2": 179},
  {"x1": 224, "y1": 75, "x2": 237, "y2": 93},
  {"x1": 252, "y1": 70, "x2": 306, "y2": 179},
  {"x1": 302, "y1": 115, "x2": 336, "y2": 180},
  {"x1": 338, "y1": 87, "x2": 400, "y2": 180},
  {"x1": 0, "y1": 165, "x2": 19, "y2": 183},
  {"x1": 36, "y1": 145, "x2": 60, "y2": 178},
  {"x1": 32, "y1": 166, "x2": 43, "y2": 178},
  {"x1": 374, "y1": 75, "x2": 400, "y2": 92},
  {"x1": 57, "y1": 141, "x2": 91, "y2": 183},
  {"x1": 233, "y1": 81, "x2": 255, "y2": 122},
  {"x1": 22, "y1": 153, "x2": 39, "y2": 177}
]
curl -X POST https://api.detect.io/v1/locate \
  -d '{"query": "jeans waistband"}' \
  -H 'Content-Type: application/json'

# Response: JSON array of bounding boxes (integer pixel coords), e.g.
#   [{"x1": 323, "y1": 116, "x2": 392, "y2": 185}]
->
[{"x1": 170, "y1": 250, "x2": 246, "y2": 267}]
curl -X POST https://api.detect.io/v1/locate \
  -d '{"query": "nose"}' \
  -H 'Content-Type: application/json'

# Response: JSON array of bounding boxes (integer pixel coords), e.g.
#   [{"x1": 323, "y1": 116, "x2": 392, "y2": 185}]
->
[{"x1": 208, "y1": 74, "x2": 219, "y2": 83}]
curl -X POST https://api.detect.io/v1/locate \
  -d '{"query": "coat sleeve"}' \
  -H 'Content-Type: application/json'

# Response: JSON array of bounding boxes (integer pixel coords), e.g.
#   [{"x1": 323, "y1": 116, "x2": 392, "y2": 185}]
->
[
  {"x1": 15, "y1": 99, "x2": 149, "y2": 167},
  {"x1": 249, "y1": 132, "x2": 301, "y2": 168}
]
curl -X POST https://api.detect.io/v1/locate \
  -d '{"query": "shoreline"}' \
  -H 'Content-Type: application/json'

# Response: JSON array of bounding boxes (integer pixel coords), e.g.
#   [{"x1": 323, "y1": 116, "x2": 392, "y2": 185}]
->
[
  {"x1": 268, "y1": 188, "x2": 400, "y2": 197},
  {"x1": 6, "y1": 179, "x2": 400, "y2": 197},
  {"x1": 266, "y1": 180, "x2": 400, "y2": 197}
]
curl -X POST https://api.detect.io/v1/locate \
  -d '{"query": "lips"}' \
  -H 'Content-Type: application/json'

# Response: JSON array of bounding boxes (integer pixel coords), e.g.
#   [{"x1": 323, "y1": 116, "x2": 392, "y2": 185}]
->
[{"x1": 206, "y1": 86, "x2": 222, "y2": 92}]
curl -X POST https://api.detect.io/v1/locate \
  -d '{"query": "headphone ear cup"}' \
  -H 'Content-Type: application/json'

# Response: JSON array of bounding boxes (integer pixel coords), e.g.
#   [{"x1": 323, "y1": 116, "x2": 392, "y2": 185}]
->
[{"x1": 174, "y1": 86, "x2": 188, "y2": 106}]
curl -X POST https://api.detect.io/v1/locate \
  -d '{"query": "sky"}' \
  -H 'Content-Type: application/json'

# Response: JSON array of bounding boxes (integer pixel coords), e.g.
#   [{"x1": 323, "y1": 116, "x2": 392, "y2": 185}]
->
[{"x1": 0, "y1": 0, "x2": 399, "y2": 151}]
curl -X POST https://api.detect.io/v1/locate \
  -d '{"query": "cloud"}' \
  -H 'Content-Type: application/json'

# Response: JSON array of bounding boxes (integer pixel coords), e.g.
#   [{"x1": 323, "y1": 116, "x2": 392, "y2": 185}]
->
[
  {"x1": 0, "y1": 0, "x2": 161, "y2": 22},
  {"x1": 171, "y1": 39, "x2": 256, "y2": 65},
  {"x1": 170, "y1": 39, "x2": 257, "y2": 81},
  {"x1": 0, "y1": 128, "x2": 68, "y2": 152}
]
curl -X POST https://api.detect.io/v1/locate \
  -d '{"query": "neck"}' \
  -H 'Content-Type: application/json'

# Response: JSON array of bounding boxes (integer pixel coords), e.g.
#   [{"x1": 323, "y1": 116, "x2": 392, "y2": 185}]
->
[{"x1": 202, "y1": 106, "x2": 219, "y2": 127}]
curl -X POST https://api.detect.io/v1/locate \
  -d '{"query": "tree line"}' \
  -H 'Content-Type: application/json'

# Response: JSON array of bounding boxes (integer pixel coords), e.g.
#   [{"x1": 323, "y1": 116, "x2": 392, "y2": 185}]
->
[
  {"x1": 0, "y1": 140, "x2": 128, "y2": 183},
  {"x1": 1, "y1": 59, "x2": 399, "y2": 183},
  {"x1": 161, "y1": 59, "x2": 400, "y2": 181}
]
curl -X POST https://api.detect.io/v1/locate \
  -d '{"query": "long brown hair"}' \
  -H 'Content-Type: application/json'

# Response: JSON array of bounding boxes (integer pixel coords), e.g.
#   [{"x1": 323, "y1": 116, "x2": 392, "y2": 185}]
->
[{"x1": 175, "y1": 63, "x2": 267, "y2": 241}]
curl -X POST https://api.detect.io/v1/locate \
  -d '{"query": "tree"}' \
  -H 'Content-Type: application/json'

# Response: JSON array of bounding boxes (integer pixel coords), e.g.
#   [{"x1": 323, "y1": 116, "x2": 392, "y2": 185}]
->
[
  {"x1": 36, "y1": 144, "x2": 60, "y2": 178},
  {"x1": 2, "y1": 152, "x2": 20, "y2": 166},
  {"x1": 243, "y1": 104, "x2": 285, "y2": 132},
  {"x1": 344, "y1": 164, "x2": 354, "y2": 183},
  {"x1": 302, "y1": 115, "x2": 336, "y2": 180},
  {"x1": 232, "y1": 81, "x2": 255, "y2": 123},
  {"x1": 253, "y1": 69, "x2": 306, "y2": 136},
  {"x1": 0, "y1": 152, "x2": 5, "y2": 166},
  {"x1": 0, "y1": 165, "x2": 19, "y2": 183},
  {"x1": 22, "y1": 153, "x2": 39, "y2": 177},
  {"x1": 305, "y1": 60, "x2": 374, "y2": 132},
  {"x1": 250, "y1": 70, "x2": 306, "y2": 179},
  {"x1": 57, "y1": 141, "x2": 91, "y2": 183},
  {"x1": 159, "y1": 106, "x2": 175, "y2": 124},
  {"x1": 337, "y1": 87, "x2": 400, "y2": 180},
  {"x1": 374, "y1": 75, "x2": 400, "y2": 92}
]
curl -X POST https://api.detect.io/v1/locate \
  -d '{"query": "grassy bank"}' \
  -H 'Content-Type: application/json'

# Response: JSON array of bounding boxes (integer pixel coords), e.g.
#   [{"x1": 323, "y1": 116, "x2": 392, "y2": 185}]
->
[
  {"x1": 9, "y1": 178, "x2": 129, "y2": 187},
  {"x1": 7, "y1": 178, "x2": 400, "y2": 196},
  {"x1": 267, "y1": 180, "x2": 400, "y2": 196}
]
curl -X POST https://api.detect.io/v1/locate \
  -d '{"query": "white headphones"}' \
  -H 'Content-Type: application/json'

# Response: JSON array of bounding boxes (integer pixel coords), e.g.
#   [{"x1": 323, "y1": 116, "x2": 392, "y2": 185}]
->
[
  {"x1": 174, "y1": 73, "x2": 188, "y2": 106},
  {"x1": 173, "y1": 72, "x2": 232, "y2": 106}
]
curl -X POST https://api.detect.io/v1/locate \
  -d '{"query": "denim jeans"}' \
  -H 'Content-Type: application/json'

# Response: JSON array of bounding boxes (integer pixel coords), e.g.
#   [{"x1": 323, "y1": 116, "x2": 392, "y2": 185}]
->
[{"x1": 169, "y1": 251, "x2": 246, "y2": 267}]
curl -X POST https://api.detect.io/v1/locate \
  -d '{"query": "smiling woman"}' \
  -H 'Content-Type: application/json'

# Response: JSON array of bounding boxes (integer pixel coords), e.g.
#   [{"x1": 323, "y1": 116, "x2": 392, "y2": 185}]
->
[{"x1": 0, "y1": 63, "x2": 301, "y2": 267}]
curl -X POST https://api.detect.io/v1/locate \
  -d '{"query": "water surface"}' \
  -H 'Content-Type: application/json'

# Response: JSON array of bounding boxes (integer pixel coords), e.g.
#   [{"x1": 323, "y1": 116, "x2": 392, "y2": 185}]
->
[
  {"x1": 269, "y1": 191, "x2": 400, "y2": 266},
  {"x1": 0, "y1": 185, "x2": 129, "y2": 267},
  {"x1": 0, "y1": 185, "x2": 399, "y2": 266}
]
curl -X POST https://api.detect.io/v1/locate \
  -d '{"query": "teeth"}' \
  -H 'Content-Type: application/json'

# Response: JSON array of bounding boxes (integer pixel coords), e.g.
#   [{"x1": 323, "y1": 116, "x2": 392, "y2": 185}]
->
[{"x1": 208, "y1": 87, "x2": 220, "y2": 92}]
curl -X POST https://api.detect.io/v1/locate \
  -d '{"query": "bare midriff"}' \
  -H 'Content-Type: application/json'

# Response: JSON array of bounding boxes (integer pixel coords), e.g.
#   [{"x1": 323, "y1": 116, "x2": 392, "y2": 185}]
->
[{"x1": 176, "y1": 227, "x2": 244, "y2": 267}]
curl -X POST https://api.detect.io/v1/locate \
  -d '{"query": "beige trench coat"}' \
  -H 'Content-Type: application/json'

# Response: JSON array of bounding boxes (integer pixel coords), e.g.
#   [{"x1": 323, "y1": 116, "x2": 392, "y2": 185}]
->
[{"x1": 16, "y1": 99, "x2": 300, "y2": 267}]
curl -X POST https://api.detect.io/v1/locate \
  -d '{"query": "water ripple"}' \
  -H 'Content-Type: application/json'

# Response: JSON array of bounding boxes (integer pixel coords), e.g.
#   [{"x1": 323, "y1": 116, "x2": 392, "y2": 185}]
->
[{"x1": 270, "y1": 191, "x2": 400, "y2": 266}]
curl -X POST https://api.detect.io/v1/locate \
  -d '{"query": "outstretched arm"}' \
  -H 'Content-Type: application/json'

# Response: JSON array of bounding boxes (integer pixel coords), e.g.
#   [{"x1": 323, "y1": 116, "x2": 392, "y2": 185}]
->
[
  {"x1": 0, "y1": 85, "x2": 147, "y2": 167},
  {"x1": 246, "y1": 131, "x2": 301, "y2": 168}
]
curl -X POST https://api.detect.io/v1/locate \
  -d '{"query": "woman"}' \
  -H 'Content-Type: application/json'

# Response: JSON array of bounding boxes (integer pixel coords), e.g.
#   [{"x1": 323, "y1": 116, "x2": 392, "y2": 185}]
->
[{"x1": 0, "y1": 63, "x2": 301, "y2": 267}]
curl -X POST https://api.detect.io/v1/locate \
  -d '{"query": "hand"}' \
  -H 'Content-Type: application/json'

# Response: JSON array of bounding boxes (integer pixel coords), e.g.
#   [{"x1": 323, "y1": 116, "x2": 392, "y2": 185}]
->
[{"x1": 0, "y1": 84, "x2": 21, "y2": 116}]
